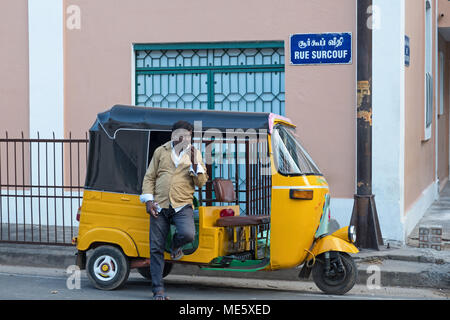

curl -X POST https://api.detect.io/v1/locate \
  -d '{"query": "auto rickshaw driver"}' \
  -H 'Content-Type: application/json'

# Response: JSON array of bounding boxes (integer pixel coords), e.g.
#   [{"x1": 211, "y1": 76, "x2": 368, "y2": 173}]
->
[{"x1": 140, "y1": 120, "x2": 208, "y2": 300}]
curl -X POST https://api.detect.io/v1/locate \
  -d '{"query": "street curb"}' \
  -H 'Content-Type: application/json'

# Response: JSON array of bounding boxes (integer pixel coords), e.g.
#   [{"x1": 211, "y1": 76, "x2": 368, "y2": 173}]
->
[
  {"x1": 0, "y1": 244, "x2": 449, "y2": 290},
  {"x1": 355, "y1": 260, "x2": 450, "y2": 290},
  {"x1": 0, "y1": 244, "x2": 76, "y2": 269}
]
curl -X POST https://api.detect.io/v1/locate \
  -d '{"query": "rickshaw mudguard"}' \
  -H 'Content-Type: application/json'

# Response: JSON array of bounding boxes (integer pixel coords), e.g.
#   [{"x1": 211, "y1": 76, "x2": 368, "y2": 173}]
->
[
  {"x1": 77, "y1": 227, "x2": 139, "y2": 257},
  {"x1": 309, "y1": 234, "x2": 359, "y2": 259},
  {"x1": 298, "y1": 235, "x2": 358, "y2": 279}
]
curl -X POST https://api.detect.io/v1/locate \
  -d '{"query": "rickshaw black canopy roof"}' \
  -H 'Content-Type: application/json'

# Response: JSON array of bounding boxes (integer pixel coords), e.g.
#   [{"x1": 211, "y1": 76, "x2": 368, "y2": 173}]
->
[
  {"x1": 85, "y1": 105, "x2": 276, "y2": 195},
  {"x1": 91, "y1": 105, "x2": 272, "y2": 136}
]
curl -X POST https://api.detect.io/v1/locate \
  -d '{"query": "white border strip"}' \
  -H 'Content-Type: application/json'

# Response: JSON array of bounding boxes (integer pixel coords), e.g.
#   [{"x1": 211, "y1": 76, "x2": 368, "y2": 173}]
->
[
  {"x1": 403, "y1": 181, "x2": 438, "y2": 238},
  {"x1": 131, "y1": 44, "x2": 136, "y2": 105},
  {"x1": 372, "y1": 0, "x2": 406, "y2": 242},
  {"x1": 272, "y1": 186, "x2": 329, "y2": 189}
]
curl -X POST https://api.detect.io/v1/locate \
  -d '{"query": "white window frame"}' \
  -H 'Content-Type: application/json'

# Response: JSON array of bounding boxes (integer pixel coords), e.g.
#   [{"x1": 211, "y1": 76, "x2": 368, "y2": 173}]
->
[
  {"x1": 424, "y1": 0, "x2": 433, "y2": 140},
  {"x1": 439, "y1": 51, "x2": 444, "y2": 116}
]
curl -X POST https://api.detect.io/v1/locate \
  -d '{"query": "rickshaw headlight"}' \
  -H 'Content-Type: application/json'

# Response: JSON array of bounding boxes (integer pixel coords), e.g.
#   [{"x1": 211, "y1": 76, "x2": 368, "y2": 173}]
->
[
  {"x1": 348, "y1": 225, "x2": 357, "y2": 243},
  {"x1": 289, "y1": 189, "x2": 313, "y2": 200}
]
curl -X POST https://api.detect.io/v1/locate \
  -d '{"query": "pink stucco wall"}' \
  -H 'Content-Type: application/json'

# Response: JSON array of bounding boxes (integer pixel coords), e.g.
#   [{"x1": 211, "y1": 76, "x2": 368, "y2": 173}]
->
[
  {"x1": 437, "y1": 34, "x2": 449, "y2": 190},
  {"x1": 0, "y1": 0, "x2": 30, "y2": 187},
  {"x1": 438, "y1": 0, "x2": 450, "y2": 27},
  {"x1": 405, "y1": 0, "x2": 438, "y2": 213},
  {"x1": 63, "y1": 0, "x2": 357, "y2": 198}
]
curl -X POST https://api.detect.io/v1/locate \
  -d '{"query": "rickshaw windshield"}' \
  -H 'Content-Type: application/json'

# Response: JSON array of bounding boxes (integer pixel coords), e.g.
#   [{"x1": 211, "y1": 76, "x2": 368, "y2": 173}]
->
[{"x1": 272, "y1": 125, "x2": 321, "y2": 175}]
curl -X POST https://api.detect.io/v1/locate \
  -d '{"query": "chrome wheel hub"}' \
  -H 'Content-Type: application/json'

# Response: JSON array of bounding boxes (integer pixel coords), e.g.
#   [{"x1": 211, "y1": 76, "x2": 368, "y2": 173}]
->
[{"x1": 93, "y1": 255, "x2": 118, "y2": 281}]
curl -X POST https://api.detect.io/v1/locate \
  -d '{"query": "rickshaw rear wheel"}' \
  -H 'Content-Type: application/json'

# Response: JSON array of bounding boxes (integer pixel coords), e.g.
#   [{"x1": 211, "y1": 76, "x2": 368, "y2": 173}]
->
[
  {"x1": 312, "y1": 252, "x2": 357, "y2": 295},
  {"x1": 86, "y1": 245, "x2": 130, "y2": 291},
  {"x1": 137, "y1": 262, "x2": 173, "y2": 280}
]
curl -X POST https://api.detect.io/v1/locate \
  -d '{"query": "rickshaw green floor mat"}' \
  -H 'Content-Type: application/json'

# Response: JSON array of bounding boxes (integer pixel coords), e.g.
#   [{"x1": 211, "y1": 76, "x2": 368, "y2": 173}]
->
[{"x1": 201, "y1": 257, "x2": 270, "y2": 272}]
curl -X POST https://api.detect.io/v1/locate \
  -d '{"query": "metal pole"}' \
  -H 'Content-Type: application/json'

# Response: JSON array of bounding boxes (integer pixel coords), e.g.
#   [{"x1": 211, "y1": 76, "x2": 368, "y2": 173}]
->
[
  {"x1": 350, "y1": 0, "x2": 383, "y2": 250},
  {"x1": 357, "y1": 0, "x2": 372, "y2": 196}
]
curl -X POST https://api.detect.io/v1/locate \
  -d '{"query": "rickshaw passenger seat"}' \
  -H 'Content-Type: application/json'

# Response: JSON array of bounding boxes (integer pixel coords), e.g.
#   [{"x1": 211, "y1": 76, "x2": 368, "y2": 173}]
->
[
  {"x1": 213, "y1": 178, "x2": 270, "y2": 227},
  {"x1": 216, "y1": 215, "x2": 270, "y2": 227}
]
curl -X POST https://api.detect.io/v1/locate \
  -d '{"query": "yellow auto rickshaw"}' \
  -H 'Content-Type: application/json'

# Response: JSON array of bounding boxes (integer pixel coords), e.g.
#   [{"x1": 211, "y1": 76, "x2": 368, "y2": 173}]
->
[{"x1": 73, "y1": 105, "x2": 358, "y2": 295}]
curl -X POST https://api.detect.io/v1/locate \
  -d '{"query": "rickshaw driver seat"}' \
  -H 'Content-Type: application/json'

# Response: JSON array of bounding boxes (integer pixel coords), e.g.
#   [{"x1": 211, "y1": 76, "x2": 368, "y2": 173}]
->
[{"x1": 213, "y1": 178, "x2": 270, "y2": 227}]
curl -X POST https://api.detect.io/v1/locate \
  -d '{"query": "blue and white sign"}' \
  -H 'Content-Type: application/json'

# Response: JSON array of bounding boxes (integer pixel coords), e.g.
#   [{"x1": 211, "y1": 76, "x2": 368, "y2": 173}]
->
[{"x1": 290, "y1": 33, "x2": 352, "y2": 65}]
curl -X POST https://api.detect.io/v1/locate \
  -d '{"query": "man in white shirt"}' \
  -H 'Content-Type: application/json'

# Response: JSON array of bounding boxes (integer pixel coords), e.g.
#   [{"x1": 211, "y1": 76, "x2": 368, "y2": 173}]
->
[{"x1": 140, "y1": 120, "x2": 208, "y2": 300}]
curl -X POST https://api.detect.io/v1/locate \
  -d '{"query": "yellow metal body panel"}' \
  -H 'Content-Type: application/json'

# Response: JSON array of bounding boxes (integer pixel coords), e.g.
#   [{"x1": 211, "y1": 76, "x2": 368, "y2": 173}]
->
[
  {"x1": 77, "y1": 227, "x2": 139, "y2": 257},
  {"x1": 332, "y1": 226, "x2": 352, "y2": 242},
  {"x1": 266, "y1": 129, "x2": 331, "y2": 271},
  {"x1": 309, "y1": 234, "x2": 359, "y2": 258},
  {"x1": 163, "y1": 205, "x2": 237, "y2": 263},
  {"x1": 268, "y1": 173, "x2": 329, "y2": 270},
  {"x1": 273, "y1": 119, "x2": 296, "y2": 129},
  {"x1": 77, "y1": 190, "x2": 147, "y2": 257}
]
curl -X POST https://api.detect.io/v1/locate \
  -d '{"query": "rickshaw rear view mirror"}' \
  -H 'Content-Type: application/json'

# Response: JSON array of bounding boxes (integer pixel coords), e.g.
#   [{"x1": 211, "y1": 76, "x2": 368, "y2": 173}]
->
[{"x1": 289, "y1": 189, "x2": 314, "y2": 200}]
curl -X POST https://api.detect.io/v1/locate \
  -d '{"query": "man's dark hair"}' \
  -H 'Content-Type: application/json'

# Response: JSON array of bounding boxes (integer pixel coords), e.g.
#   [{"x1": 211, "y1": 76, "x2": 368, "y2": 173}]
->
[{"x1": 172, "y1": 120, "x2": 194, "y2": 133}]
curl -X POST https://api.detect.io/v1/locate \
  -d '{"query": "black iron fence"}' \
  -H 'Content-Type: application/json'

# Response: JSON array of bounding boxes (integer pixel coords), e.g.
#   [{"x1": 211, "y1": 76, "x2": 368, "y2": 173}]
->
[
  {"x1": 0, "y1": 132, "x2": 271, "y2": 246},
  {"x1": 0, "y1": 132, "x2": 88, "y2": 246}
]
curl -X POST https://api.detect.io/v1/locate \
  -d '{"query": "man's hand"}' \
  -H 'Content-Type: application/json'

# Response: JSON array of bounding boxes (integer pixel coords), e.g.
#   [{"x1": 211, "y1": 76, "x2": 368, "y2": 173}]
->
[
  {"x1": 190, "y1": 146, "x2": 198, "y2": 173},
  {"x1": 146, "y1": 201, "x2": 159, "y2": 218}
]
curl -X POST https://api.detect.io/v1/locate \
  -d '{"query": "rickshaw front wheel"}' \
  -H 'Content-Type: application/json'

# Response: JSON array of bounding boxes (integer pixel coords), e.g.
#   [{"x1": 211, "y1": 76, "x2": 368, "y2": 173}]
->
[
  {"x1": 86, "y1": 245, "x2": 130, "y2": 291},
  {"x1": 312, "y1": 252, "x2": 357, "y2": 295}
]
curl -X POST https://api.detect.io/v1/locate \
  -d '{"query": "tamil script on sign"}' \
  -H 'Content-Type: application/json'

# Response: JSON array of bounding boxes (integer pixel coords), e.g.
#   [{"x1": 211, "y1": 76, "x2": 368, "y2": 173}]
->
[{"x1": 290, "y1": 33, "x2": 352, "y2": 65}]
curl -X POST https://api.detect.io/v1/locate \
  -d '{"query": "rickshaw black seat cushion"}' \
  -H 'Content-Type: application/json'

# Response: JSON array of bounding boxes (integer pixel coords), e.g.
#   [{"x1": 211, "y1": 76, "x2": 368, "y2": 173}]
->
[{"x1": 216, "y1": 215, "x2": 270, "y2": 227}]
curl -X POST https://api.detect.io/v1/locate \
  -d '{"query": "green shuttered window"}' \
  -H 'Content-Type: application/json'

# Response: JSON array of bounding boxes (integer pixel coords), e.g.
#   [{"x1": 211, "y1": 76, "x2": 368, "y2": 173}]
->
[{"x1": 134, "y1": 42, "x2": 285, "y2": 115}]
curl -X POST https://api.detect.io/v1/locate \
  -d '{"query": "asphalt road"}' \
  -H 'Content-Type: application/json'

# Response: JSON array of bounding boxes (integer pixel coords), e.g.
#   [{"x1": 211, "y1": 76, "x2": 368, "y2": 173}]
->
[{"x1": 0, "y1": 265, "x2": 448, "y2": 301}]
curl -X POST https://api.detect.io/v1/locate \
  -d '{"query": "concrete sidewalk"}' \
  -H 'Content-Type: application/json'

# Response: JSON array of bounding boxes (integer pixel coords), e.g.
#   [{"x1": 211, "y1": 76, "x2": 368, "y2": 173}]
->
[
  {"x1": 407, "y1": 183, "x2": 450, "y2": 250},
  {"x1": 0, "y1": 242, "x2": 448, "y2": 290}
]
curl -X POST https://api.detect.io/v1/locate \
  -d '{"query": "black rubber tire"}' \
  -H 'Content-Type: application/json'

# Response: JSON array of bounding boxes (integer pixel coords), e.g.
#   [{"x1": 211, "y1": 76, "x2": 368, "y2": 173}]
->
[
  {"x1": 312, "y1": 252, "x2": 357, "y2": 295},
  {"x1": 86, "y1": 245, "x2": 130, "y2": 291},
  {"x1": 137, "y1": 262, "x2": 173, "y2": 280}
]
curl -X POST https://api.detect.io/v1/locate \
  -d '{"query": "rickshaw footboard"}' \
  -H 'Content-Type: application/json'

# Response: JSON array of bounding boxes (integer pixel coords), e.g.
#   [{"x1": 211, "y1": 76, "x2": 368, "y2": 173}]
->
[{"x1": 202, "y1": 257, "x2": 270, "y2": 272}]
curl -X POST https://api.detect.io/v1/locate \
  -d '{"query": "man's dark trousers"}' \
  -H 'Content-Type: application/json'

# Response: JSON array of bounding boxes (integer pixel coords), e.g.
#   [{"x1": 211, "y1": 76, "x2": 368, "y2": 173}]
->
[{"x1": 149, "y1": 204, "x2": 195, "y2": 294}]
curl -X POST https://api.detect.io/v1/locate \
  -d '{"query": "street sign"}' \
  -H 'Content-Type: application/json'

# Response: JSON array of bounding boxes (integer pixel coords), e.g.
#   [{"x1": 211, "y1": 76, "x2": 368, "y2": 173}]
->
[{"x1": 290, "y1": 33, "x2": 352, "y2": 65}]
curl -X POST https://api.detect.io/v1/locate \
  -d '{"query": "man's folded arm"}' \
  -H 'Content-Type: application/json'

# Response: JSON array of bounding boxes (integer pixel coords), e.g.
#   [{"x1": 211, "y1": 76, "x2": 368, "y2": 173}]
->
[{"x1": 190, "y1": 149, "x2": 208, "y2": 188}]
